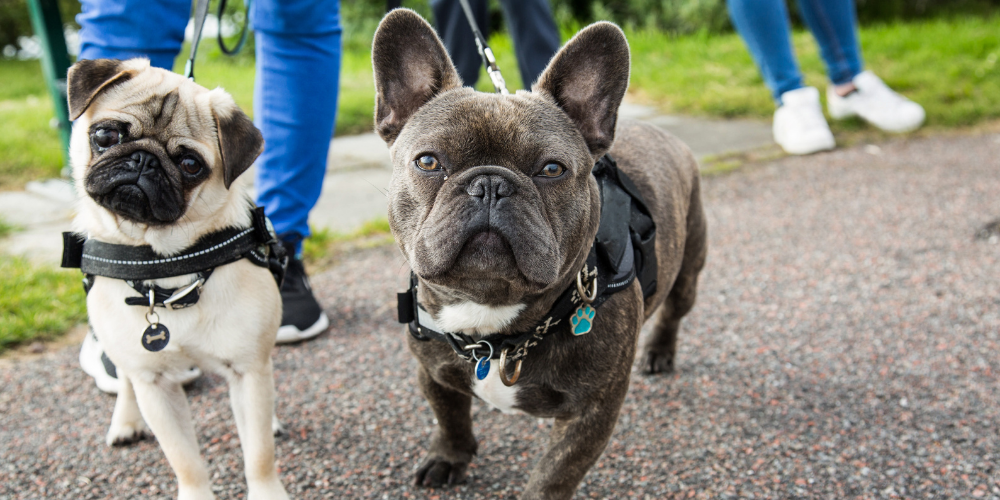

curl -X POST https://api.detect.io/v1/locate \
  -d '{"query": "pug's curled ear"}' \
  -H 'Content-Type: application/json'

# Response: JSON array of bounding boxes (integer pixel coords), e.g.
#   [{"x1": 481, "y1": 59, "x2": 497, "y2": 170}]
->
[
  {"x1": 372, "y1": 8, "x2": 462, "y2": 144},
  {"x1": 534, "y1": 22, "x2": 630, "y2": 160},
  {"x1": 67, "y1": 58, "x2": 143, "y2": 120},
  {"x1": 210, "y1": 90, "x2": 264, "y2": 189}
]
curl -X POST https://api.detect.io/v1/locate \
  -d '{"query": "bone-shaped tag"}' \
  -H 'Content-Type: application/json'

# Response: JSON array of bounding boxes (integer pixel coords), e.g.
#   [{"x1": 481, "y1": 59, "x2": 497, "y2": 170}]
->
[{"x1": 142, "y1": 324, "x2": 170, "y2": 352}]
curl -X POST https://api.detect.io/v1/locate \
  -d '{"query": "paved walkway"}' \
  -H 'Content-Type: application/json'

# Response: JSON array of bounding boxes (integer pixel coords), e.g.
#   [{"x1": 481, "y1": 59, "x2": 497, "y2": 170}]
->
[
  {"x1": 0, "y1": 102, "x2": 772, "y2": 265},
  {"x1": 2, "y1": 132, "x2": 998, "y2": 499}
]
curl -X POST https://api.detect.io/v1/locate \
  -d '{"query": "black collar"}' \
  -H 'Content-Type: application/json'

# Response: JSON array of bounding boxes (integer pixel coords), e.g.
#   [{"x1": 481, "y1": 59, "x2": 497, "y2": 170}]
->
[
  {"x1": 396, "y1": 154, "x2": 657, "y2": 368},
  {"x1": 62, "y1": 206, "x2": 287, "y2": 308}
]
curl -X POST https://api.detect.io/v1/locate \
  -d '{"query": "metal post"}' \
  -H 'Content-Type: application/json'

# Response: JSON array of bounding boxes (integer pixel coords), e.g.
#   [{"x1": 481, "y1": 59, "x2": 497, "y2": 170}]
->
[{"x1": 27, "y1": 0, "x2": 72, "y2": 178}]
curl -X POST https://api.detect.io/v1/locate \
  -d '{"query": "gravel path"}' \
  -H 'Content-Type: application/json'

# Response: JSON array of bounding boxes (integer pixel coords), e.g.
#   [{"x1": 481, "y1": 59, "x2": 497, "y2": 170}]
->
[{"x1": 2, "y1": 134, "x2": 999, "y2": 499}]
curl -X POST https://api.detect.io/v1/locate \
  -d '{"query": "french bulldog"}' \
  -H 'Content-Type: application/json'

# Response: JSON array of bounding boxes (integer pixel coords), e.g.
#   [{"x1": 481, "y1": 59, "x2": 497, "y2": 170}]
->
[
  {"x1": 66, "y1": 58, "x2": 289, "y2": 500},
  {"x1": 372, "y1": 9, "x2": 707, "y2": 499}
]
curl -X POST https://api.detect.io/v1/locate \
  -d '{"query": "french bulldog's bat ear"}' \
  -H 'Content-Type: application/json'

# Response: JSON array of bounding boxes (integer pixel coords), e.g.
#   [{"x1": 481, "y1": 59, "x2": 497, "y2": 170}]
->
[
  {"x1": 211, "y1": 91, "x2": 264, "y2": 189},
  {"x1": 66, "y1": 58, "x2": 140, "y2": 120},
  {"x1": 534, "y1": 22, "x2": 630, "y2": 159},
  {"x1": 372, "y1": 8, "x2": 463, "y2": 144}
]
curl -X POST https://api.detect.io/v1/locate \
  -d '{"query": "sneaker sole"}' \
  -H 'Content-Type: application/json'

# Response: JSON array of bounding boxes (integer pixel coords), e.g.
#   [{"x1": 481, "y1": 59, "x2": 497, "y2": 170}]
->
[{"x1": 276, "y1": 312, "x2": 330, "y2": 344}]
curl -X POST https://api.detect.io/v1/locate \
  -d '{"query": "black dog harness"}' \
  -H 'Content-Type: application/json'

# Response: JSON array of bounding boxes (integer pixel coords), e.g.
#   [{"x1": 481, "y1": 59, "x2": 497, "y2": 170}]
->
[
  {"x1": 61, "y1": 206, "x2": 287, "y2": 351},
  {"x1": 397, "y1": 154, "x2": 657, "y2": 385}
]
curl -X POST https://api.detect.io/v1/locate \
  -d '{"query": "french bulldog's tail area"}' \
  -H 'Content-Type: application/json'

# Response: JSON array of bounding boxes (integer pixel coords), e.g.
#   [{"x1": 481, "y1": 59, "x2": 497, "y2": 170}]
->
[{"x1": 641, "y1": 170, "x2": 708, "y2": 375}]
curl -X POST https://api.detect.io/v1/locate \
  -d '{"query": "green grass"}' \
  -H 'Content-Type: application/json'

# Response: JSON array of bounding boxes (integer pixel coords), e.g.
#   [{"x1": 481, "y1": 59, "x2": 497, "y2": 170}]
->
[
  {"x1": 302, "y1": 217, "x2": 394, "y2": 269},
  {"x1": 0, "y1": 256, "x2": 87, "y2": 353}
]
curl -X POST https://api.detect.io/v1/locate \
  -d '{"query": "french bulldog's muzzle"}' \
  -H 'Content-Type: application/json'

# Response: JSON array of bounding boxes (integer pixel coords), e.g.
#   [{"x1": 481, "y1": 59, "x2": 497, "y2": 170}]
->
[
  {"x1": 85, "y1": 141, "x2": 186, "y2": 225},
  {"x1": 411, "y1": 166, "x2": 559, "y2": 286}
]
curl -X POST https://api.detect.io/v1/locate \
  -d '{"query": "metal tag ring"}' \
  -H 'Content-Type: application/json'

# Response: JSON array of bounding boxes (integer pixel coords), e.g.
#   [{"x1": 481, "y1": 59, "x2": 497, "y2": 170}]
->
[
  {"x1": 145, "y1": 311, "x2": 160, "y2": 327},
  {"x1": 499, "y1": 348, "x2": 522, "y2": 387},
  {"x1": 576, "y1": 268, "x2": 598, "y2": 304}
]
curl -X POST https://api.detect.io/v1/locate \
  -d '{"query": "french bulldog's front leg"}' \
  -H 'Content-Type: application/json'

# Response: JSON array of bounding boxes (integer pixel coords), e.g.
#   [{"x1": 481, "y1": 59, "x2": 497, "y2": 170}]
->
[
  {"x1": 226, "y1": 359, "x2": 289, "y2": 500},
  {"x1": 522, "y1": 377, "x2": 631, "y2": 500},
  {"x1": 106, "y1": 374, "x2": 150, "y2": 446},
  {"x1": 131, "y1": 375, "x2": 215, "y2": 500},
  {"x1": 414, "y1": 366, "x2": 478, "y2": 487}
]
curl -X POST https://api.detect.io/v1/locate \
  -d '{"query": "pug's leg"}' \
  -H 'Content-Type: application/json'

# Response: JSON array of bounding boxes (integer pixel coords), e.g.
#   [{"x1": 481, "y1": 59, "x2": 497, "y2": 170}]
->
[
  {"x1": 106, "y1": 374, "x2": 150, "y2": 446},
  {"x1": 414, "y1": 366, "x2": 478, "y2": 487},
  {"x1": 227, "y1": 359, "x2": 289, "y2": 500},
  {"x1": 131, "y1": 375, "x2": 215, "y2": 500},
  {"x1": 522, "y1": 377, "x2": 630, "y2": 500}
]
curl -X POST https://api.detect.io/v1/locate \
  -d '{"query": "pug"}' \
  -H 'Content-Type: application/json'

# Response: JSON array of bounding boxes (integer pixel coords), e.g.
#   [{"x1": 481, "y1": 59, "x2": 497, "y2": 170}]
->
[
  {"x1": 373, "y1": 10, "x2": 707, "y2": 500},
  {"x1": 64, "y1": 58, "x2": 289, "y2": 500}
]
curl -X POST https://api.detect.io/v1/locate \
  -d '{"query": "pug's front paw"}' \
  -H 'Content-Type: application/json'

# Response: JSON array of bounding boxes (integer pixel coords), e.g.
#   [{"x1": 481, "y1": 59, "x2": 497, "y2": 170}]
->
[
  {"x1": 106, "y1": 420, "x2": 150, "y2": 447},
  {"x1": 414, "y1": 456, "x2": 469, "y2": 487}
]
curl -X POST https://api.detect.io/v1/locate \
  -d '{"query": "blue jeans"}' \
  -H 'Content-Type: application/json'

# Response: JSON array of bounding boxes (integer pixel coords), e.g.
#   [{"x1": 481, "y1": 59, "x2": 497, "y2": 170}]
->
[
  {"x1": 431, "y1": 0, "x2": 560, "y2": 88},
  {"x1": 77, "y1": 0, "x2": 342, "y2": 252},
  {"x1": 727, "y1": 0, "x2": 863, "y2": 104}
]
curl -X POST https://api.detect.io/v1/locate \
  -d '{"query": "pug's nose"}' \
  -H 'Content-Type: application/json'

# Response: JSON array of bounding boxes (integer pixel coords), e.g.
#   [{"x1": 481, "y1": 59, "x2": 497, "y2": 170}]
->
[
  {"x1": 467, "y1": 174, "x2": 515, "y2": 206},
  {"x1": 131, "y1": 151, "x2": 160, "y2": 172}
]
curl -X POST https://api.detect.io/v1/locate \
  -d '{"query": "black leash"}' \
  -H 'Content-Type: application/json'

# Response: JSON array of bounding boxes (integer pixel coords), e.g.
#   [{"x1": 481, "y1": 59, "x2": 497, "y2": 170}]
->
[
  {"x1": 184, "y1": 0, "x2": 253, "y2": 80},
  {"x1": 456, "y1": 0, "x2": 508, "y2": 94}
]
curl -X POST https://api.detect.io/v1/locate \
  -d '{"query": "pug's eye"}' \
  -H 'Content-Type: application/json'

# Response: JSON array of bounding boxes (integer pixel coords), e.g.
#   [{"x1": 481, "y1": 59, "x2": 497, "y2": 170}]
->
[
  {"x1": 93, "y1": 128, "x2": 121, "y2": 151},
  {"x1": 414, "y1": 154, "x2": 440, "y2": 172},
  {"x1": 179, "y1": 155, "x2": 202, "y2": 175},
  {"x1": 536, "y1": 163, "x2": 565, "y2": 178}
]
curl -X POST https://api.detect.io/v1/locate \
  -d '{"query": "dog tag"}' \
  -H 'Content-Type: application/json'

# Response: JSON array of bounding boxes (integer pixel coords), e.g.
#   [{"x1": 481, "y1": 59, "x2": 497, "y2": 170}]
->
[
  {"x1": 570, "y1": 304, "x2": 596, "y2": 336},
  {"x1": 475, "y1": 357, "x2": 490, "y2": 380},
  {"x1": 142, "y1": 323, "x2": 170, "y2": 352}
]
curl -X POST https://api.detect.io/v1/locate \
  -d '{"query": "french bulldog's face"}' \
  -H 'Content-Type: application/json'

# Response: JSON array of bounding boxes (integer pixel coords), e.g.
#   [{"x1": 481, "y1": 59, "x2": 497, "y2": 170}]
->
[
  {"x1": 372, "y1": 10, "x2": 629, "y2": 304},
  {"x1": 67, "y1": 59, "x2": 262, "y2": 226}
]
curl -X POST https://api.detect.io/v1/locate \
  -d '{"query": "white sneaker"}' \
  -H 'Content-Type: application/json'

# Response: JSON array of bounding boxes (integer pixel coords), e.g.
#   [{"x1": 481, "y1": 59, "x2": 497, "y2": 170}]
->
[
  {"x1": 80, "y1": 328, "x2": 202, "y2": 395},
  {"x1": 773, "y1": 87, "x2": 836, "y2": 155},
  {"x1": 827, "y1": 71, "x2": 925, "y2": 133}
]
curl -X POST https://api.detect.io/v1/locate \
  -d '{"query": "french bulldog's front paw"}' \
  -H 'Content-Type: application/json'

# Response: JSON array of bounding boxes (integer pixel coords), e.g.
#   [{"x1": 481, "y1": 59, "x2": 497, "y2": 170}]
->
[
  {"x1": 642, "y1": 350, "x2": 675, "y2": 375},
  {"x1": 106, "y1": 421, "x2": 151, "y2": 447},
  {"x1": 414, "y1": 457, "x2": 469, "y2": 487},
  {"x1": 272, "y1": 415, "x2": 286, "y2": 437}
]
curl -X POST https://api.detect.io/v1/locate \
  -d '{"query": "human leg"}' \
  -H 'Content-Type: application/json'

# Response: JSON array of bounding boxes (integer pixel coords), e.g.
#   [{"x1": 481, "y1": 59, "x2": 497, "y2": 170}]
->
[
  {"x1": 497, "y1": 0, "x2": 560, "y2": 88},
  {"x1": 251, "y1": 0, "x2": 341, "y2": 341},
  {"x1": 76, "y1": 0, "x2": 188, "y2": 69},
  {"x1": 795, "y1": 0, "x2": 862, "y2": 86},
  {"x1": 726, "y1": 0, "x2": 803, "y2": 103},
  {"x1": 430, "y1": 0, "x2": 490, "y2": 86}
]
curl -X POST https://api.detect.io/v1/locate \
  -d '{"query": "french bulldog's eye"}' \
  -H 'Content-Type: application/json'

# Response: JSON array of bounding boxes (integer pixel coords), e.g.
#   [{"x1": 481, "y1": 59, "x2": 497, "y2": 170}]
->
[
  {"x1": 414, "y1": 155, "x2": 440, "y2": 172},
  {"x1": 93, "y1": 128, "x2": 121, "y2": 151},
  {"x1": 179, "y1": 156, "x2": 202, "y2": 175},
  {"x1": 537, "y1": 163, "x2": 566, "y2": 178}
]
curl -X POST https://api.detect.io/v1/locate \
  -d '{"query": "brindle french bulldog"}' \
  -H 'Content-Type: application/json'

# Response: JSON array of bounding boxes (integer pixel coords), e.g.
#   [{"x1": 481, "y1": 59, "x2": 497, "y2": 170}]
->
[{"x1": 372, "y1": 10, "x2": 707, "y2": 499}]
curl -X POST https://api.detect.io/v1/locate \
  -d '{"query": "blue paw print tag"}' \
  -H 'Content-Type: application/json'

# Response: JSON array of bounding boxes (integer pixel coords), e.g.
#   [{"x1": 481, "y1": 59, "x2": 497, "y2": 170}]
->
[
  {"x1": 476, "y1": 357, "x2": 490, "y2": 380},
  {"x1": 571, "y1": 305, "x2": 596, "y2": 335}
]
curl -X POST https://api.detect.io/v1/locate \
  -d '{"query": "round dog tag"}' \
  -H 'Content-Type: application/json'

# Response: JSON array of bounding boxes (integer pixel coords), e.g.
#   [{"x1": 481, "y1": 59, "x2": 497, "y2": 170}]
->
[
  {"x1": 142, "y1": 324, "x2": 170, "y2": 352},
  {"x1": 475, "y1": 357, "x2": 490, "y2": 380}
]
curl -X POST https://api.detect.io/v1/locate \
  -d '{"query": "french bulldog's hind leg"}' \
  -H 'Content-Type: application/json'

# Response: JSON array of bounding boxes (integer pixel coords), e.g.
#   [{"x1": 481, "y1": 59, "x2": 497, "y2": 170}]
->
[
  {"x1": 131, "y1": 374, "x2": 216, "y2": 500},
  {"x1": 414, "y1": 367, "x2": 477, "y2": 488},
  {"x1": 643, "y1": 183, "x2": 707, "y2": 375},
  {"x1": 106, "y1": 374, "x2": 151, "y2": 446}
]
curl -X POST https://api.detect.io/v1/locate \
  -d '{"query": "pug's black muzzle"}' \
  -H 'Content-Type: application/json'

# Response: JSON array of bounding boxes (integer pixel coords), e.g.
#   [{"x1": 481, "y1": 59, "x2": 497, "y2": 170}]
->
[{"x1": 86, "y1": 145, "x2": 185, "y2": 225}]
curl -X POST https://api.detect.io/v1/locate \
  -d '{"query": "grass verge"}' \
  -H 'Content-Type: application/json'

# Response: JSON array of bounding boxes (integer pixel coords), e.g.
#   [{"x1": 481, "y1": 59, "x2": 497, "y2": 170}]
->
[
  {"x1": 0, "y1": 256, "x2": 87, "y2": 354},
  {"x1": 302, "y1": 218, "x2": 394, "y2": 272}
]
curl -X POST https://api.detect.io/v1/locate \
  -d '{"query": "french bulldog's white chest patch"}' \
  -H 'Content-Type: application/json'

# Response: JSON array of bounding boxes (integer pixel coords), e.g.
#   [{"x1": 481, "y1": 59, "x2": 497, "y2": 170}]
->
[
  {"x1": 471, "y1": 359, "x2": 522, "y2": 414},
  {"x1": 423, "y1": 301, "x2": 525, "y2": 413}
]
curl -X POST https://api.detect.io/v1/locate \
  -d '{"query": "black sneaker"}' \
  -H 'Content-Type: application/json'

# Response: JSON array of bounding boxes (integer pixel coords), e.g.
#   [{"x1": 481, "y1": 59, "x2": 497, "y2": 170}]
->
[{"x1": 276, "y1": 243, "x2": 329, "y2": 343}]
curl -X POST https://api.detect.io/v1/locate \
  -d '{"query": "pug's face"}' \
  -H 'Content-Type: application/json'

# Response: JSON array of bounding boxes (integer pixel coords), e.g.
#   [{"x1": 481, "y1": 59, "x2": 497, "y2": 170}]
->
[{"x1": 67, "y1": 59, "x2": 262, "y2": 227}]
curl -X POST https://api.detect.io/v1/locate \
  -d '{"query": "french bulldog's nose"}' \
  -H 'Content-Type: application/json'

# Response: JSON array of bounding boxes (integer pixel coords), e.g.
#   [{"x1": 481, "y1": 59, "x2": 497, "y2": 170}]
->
[
  {"x1": 467, "y1": 174, "x2": 515, "y2": 206},
  {"x1": 130, "y1": 150, "x2": 160, "y2": 171}
]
